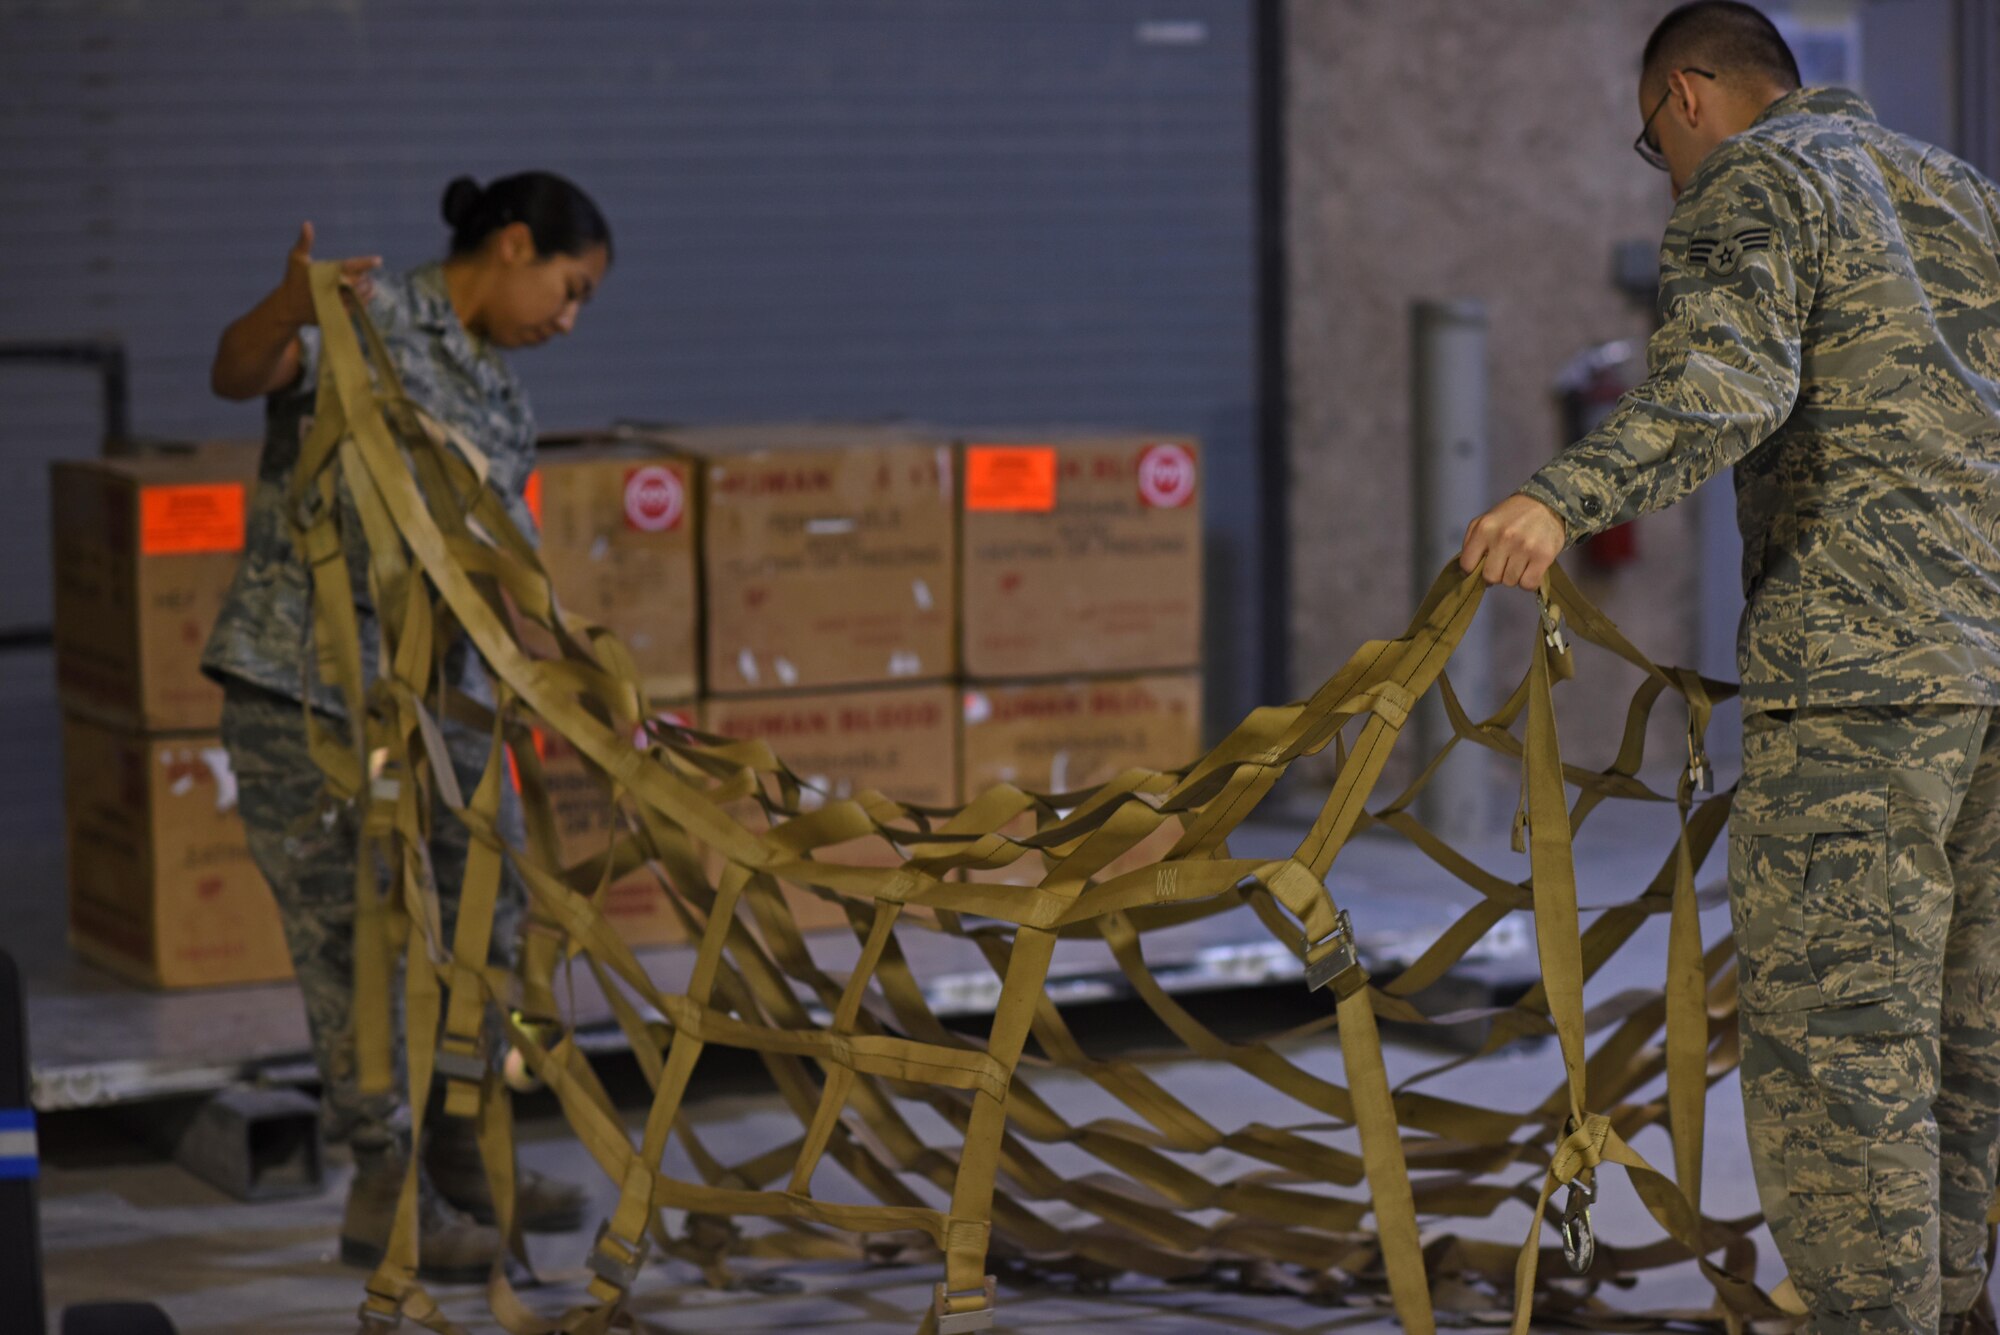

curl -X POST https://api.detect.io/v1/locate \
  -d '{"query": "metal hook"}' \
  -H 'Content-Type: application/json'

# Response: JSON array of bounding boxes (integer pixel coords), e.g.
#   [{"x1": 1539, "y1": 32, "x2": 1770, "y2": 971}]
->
[
  {"x1": 1686, "y1": 717, "x2": 1713, "y2": 794},
  {"x1": 1540, "y1": 601, "x2": 1570, "y2": 656},
  {"x1": 1560, "y1": 1174, "x2": 1597, "y2": 1274}
]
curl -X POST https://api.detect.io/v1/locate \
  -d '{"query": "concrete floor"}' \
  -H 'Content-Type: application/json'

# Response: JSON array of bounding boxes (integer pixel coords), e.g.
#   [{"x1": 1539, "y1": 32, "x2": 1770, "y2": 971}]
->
[{"x1": 39, "y1": 964, "x2": 1785, "y2": 1334}]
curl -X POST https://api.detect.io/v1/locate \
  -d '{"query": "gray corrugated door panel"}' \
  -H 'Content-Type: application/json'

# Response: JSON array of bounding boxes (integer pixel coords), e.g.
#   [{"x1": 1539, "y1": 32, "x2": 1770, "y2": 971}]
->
[{"x1": 1, "y1": 0, "x2": 1263, "y2": 734}]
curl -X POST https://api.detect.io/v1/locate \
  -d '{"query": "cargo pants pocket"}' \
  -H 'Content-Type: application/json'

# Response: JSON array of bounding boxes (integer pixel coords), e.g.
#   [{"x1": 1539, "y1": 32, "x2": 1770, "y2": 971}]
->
[
  {"x1": 1779, "y1": 1130, "x2": 1934, "y2": 1315},
  {"x1": 1730, "y1": 775, "x2": 1893, "y2": 1014}
]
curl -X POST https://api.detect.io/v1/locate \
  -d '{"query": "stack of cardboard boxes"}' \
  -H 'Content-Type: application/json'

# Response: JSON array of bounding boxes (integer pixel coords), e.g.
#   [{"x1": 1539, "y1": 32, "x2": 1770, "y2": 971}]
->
[
  {"x1": 52, "y1": 445, "x2": 292, "y2": 988},
  {"x1": 53, "y1": 425, "x2": 1205, "y2": 985},
  {"x1": 673, "y1": 424, "x2": 962, "y2": 934},
  {"x1": 524, "y1": 431, "x2": 702, "y2": 946},
  {"x1": 955, "y1": 434, "x2": 1205, "y2": 885}
]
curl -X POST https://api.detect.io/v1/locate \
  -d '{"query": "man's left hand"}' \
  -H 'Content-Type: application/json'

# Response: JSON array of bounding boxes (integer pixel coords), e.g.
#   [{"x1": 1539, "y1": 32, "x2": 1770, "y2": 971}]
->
[{"x1": 1459, "y1": 495, "x2": 1567, "y2": 591}]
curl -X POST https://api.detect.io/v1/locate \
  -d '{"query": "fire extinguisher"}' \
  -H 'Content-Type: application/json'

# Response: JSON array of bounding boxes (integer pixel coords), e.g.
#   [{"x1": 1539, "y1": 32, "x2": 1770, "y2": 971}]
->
[{"x1": 1554, "y1": 340, "x2": 1644, "y2": 570}]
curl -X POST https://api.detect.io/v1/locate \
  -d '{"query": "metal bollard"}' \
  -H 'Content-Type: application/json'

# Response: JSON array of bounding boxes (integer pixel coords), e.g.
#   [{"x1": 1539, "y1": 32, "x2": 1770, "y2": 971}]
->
[{"x1": 1412, "y1": 300, "x2": 1495, "y2": 841}]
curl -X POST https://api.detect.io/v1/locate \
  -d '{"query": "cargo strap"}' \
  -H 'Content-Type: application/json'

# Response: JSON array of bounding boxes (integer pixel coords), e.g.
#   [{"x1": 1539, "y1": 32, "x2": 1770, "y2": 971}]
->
[{"x1": 293, "y1": 261, "x2": 1798, "y2": 1334}]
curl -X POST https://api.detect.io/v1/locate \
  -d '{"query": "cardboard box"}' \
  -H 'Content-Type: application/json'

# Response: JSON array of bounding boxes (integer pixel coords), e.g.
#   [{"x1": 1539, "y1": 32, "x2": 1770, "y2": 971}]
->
[
  {"x1": 959, "y1": 435, "x2": 1203, "y2": 679},
  {"x1": 960, "y1": 672, "x2": 1202, "y2": 887},
  {"x1": 52, "y1": 445, "x2": 260, "y2": 731},
  {"x1": 668, "y1": 424, "x2": 957, "y2": 695},
  {"x1": 530, "y1": 434, "x2": 701, "y2": 703},
  {"x1": 705, "y1": 683, "x2": 958, "y2": 932},
  {"x1": 62, "y1": 716, "x2": 291, "y2": 989},
  {"x1": 535, "y1": 703, "x2": 700, "y2": 948}
]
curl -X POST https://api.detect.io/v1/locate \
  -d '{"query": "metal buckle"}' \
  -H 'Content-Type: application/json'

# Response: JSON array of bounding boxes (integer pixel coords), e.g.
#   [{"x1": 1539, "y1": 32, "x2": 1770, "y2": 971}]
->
[
  {"x1": 1540, "y1": 602, "x2": 1570, "y2": 656},
  {"x1": 588, "y1": 1221, "x2": 649, "y2": 1290},
  {"x1": 432, "y1": 1043, "x2": 486, "y2": 1085},
  {"x1": 355, "y1": 1297, "x2": 402, "y2": 1331},
  {"x1": 934, "y1": 1276, "x2": 998, "y2": 1334},
  {"x1": 1304, "y1": 909, "x2": 1369, "y2": 998},
  {"x1": 1560, "y1": 1175, "x2": 1597, "y2": 1274}
]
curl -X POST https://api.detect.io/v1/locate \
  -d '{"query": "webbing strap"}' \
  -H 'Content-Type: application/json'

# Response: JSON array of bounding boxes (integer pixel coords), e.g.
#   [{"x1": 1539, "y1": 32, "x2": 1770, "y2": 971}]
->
[{"x1": 293, "y1": 262, "x2": 1799, "y2": 1335}]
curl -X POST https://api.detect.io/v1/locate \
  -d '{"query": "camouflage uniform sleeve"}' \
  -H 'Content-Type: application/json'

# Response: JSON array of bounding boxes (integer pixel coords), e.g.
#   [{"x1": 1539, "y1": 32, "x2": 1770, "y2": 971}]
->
[
  {"x1": 1519, "y1": 140, "x2": 1824, "y2": 541},
  {"x1": 278, "y1": 326, "x2": 322, "y2": 419}
]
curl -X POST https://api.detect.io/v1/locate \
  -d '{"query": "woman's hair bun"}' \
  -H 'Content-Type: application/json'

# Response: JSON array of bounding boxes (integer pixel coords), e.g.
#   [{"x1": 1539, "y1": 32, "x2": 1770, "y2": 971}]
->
[
  {"x1": 441, "y1": 170, "x2": 612, "y2": 261},
  {"x1": 441, "y1": 177, "x2": 483, "y2": 231}
]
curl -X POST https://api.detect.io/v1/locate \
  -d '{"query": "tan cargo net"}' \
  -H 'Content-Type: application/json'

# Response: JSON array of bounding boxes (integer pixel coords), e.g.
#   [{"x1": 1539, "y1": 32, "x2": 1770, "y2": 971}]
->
[{"x1": 291, "y1": 264, "x2": 1796, "y2": 1335}]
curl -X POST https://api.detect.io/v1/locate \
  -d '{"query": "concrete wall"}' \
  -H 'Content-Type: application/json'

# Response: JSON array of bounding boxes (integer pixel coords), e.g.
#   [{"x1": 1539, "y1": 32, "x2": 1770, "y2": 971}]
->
[{"x1": 1284, "y1": 0, "x2": 1698, "y2": 786}]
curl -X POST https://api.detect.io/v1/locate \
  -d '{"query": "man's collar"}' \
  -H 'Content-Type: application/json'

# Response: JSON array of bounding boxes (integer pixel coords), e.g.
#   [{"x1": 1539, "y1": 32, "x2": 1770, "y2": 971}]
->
[{"x1": 1755, "y1": 85, "x2": 1878, "y2": 128}]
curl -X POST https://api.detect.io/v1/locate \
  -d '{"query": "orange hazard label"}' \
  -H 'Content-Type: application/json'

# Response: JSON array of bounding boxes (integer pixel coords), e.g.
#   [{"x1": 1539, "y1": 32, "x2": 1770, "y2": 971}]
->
[
  {"x1": 525, "y1": 469, "x2": 544, "y2": 526},
  {"x1": 140, "y1": 483, "x2": 246, "y2": 555},
  {"x1": 965, "y1": 447, "x2": 1057, "y2": 512}
]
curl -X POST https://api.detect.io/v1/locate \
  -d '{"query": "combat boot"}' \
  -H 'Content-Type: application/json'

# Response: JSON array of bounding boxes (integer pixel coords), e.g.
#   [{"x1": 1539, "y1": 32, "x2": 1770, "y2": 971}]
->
[
  {"x1": 424, "y1": 1117, "x2": 590, "y2": 1234},
  {"x1": 338, "y1": 1142, "x2": 505, "y2": 1284}
]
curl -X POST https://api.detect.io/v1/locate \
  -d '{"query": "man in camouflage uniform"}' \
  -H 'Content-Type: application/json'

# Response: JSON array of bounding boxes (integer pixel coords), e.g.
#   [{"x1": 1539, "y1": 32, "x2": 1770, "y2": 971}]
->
[{"x1": 1460, "y1": 4, "x2": 2000, "y2": 1331}]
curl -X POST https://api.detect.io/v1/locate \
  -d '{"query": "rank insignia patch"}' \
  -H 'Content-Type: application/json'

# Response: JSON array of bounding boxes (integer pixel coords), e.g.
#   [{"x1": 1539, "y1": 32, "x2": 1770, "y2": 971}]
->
[{"x1": 1687, "y1": 227, "x2": 1773, "y2": 276}]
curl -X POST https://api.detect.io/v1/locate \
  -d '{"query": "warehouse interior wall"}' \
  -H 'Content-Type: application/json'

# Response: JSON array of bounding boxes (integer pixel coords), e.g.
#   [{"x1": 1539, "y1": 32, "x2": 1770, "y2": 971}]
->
[
  {"x1": 1284, "y1": 0, "x2": 1680, "y2": 781},
  {"x1": 1282, "y1": 0, "x2": 1972, "y2": 786}
]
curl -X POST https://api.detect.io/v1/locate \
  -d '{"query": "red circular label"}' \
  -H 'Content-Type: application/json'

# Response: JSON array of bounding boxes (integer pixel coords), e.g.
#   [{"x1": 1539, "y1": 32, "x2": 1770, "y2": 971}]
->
[
  {"x1": 623, "y1": 465, "x2": 685, "y2": 532},
  {"x1": 1136, "y1": 443, "x2": 1197, "y2": 509}
]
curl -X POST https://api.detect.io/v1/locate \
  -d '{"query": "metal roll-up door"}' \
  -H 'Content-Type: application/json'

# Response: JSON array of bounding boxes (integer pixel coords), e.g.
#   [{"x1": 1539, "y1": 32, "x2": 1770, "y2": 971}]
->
[{"x1": 1, "y1": 0, "x2": 1267, "y2": 749}]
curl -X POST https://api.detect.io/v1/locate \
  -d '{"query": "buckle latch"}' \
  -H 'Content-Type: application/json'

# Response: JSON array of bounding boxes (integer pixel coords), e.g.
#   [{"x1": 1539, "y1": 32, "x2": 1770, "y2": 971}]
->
[
  {"x1": 588, "y1": 1221, "x2": 650, "y2": 1290},
  {"x1": 934, "y1": 1276, "x2": 998, "y2": 1334},
  {"x1": 1304, "y1": 909, "x2": 1368, "y2": 999},
  {"x1": 432, "y1": 1040, "x2": 486, "y2": 1086},
  {"x1": 355, "y1": 1296, "x2": 402, "y2": 1331}
]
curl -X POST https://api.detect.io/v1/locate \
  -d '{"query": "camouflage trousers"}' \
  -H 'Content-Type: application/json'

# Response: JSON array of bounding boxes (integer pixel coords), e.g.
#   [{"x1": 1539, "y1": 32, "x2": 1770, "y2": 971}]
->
[
  {"x1": 1732, "y1": 705, "x2": 2000, "y2": 1334},
  {"x1": 220, "y1": 680, "x2": 526, "y2": 1151}
]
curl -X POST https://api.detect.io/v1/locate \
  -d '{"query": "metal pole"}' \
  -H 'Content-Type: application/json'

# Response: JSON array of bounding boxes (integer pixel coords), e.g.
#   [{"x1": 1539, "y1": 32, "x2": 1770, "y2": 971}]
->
[
  {"x1": 1252, "y1": 0, "x2": 1292, "y2": 715},
  {"x1": 1411, "y1": 300, "x2": 1493, "y2": 841},
  {"x1": 0, "y1": 339, "x2": 131, "y2": 451}
]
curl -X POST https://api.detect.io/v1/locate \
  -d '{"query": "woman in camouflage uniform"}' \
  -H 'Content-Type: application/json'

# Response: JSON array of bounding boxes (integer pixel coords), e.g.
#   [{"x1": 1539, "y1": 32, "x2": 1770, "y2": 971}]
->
[{"x1": 203, "y1": 173, "x2": 610, "y2": 1282}]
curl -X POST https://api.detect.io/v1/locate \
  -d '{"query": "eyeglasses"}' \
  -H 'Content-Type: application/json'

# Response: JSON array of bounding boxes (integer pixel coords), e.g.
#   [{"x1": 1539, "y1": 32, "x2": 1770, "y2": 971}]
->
[{"x1": 1635, "y1": 67, "x2": 1716, "y2": 170}]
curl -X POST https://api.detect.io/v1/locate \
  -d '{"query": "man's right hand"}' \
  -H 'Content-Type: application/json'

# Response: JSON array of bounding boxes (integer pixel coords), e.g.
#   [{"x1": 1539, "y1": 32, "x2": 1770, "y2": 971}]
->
[
  {"x1": 274, "y1": 221, "x2": 381, "y2": 327},
  {"x1": 1459, "y1": 493, "x2": 1568, "y2": 591}
]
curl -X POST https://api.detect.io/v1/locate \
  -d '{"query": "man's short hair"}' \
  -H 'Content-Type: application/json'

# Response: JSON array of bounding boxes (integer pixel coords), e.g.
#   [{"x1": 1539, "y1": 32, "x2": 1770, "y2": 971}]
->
[{"x1": 1643, "y1": 2, "x2": 1802, "y2": 93}]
